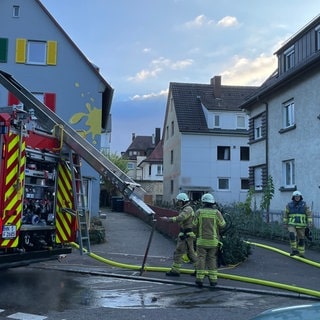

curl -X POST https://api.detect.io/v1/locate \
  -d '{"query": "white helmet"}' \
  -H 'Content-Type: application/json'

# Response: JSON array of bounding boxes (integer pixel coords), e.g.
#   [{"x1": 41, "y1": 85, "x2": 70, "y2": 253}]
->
[
  {"x1": 176, "y1": 193, "x2": 189, "y2": 202},
  {"x1": 292, "y1": 190, "x2": 303, "y2": 200},
  {"x1": 201, "y1": 193, "x2": 215, "y2": 204},
  {"x1": 292, "y1": 190, "x2": 302, "y2": 197}
]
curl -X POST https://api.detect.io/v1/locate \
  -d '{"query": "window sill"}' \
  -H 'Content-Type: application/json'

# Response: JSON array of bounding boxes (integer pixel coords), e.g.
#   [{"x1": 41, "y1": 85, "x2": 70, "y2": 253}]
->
[
  {"x1": 279, "y1": 124, "x2": 296, "y2": 134},
  {"x1": 249, "y1": 137, "x2": 265, "y2": 144},
  {"x1": 279, "y1": 186, "x2": 296, "y2": 192}
]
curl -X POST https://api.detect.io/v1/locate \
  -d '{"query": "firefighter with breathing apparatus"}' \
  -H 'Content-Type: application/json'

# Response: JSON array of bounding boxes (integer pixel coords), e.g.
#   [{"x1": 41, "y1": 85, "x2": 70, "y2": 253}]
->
[
  {"x1": 192, "y1": 193, "x2": 226, "y2": 287},
  {"x1": 160, "y1": 192, "x2": 197, "y2": 276},
  {"x1": 283, "y1": 190, "x2": 312, "y2": 257}
]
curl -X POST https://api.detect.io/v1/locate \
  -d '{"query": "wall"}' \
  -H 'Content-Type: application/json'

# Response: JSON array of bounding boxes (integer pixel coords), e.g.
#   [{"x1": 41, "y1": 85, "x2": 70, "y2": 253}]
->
[
  {"x1": 124, "y1": 201, "x2": 179, "y2": 240},
  {"x1": 267, "y1": 72, "x2": 320, "y2": 213}
]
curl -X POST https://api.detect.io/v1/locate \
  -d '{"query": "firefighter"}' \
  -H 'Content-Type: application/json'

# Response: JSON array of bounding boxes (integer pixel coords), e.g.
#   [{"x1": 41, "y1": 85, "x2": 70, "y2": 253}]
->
[
  {"x1": 160, "y1": 192, "x2": 197, "y2": 276},
  {"x1": 192, "y1": 193, "x2": 226, "y2": 287},
  {"x1": 283, "y1": 190, "x2": 312, "y2": 257}
]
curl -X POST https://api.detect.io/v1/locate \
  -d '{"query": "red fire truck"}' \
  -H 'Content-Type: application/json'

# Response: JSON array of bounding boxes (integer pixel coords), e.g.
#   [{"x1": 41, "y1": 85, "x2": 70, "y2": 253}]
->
[{"x1": 0, "y1": 70, "x2": 154, "y2": 268}]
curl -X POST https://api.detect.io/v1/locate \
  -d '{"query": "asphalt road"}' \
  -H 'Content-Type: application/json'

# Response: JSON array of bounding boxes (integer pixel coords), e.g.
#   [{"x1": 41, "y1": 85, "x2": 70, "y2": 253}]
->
[{"x1": 0, "y1": 209, "x2": 319, "y2": 320}]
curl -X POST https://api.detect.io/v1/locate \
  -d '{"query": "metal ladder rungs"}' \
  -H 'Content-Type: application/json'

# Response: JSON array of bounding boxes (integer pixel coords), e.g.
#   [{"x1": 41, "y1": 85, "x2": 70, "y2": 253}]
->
[{"x1": 68, "y1": 149, "x2": 91, "y2": 255}]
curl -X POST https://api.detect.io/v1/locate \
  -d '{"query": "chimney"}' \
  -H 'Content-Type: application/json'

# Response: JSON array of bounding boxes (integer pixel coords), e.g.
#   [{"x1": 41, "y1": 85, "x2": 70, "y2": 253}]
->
[
  {"x1": 210, "y1": 75, "x2": 221, "y2": 98},
  {"x1": 155, "y1": 128, "x2": 161, "y2": 145},
  {"x1": 132, "y1": 133, "x2": 136, "y2": 141}
]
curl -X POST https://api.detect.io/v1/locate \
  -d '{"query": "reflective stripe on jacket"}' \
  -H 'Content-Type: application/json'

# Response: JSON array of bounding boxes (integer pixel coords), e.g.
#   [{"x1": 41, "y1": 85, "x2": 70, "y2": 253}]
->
[
  {"x1": 284, "y1": 200, "x2": 311, "y2": 227},
  {"x1": 193, "y1": 208, "x2": 226, "y2": 247}
]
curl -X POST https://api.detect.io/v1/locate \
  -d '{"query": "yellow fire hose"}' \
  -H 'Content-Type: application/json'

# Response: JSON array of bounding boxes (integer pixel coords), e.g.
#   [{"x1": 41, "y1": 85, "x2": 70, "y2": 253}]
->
[{"x1": 71, "y1": 242, "x2": 320, "y2": 299}]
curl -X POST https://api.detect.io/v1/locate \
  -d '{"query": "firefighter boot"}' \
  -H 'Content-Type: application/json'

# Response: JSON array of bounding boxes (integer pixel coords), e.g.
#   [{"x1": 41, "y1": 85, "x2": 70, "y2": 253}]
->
[
  {"x1": 195, "y1": 279, "x2": 203, "y2": 288},
  {"x1": 166, "y1": 270, "x2": 180, "y2": 277}
]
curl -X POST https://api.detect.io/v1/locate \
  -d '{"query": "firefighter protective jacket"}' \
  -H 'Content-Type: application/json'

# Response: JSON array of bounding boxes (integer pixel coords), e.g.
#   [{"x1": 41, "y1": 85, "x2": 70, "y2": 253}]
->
[
  {"x1": 169, "y1": 203, "x2": 195, "y2": 239},
  {"x1": 193, "y1": 208, "x2": 226, "y2": 247},
  {"x1": 283, "y1": 200, "x2": 312, "y2": 227}
]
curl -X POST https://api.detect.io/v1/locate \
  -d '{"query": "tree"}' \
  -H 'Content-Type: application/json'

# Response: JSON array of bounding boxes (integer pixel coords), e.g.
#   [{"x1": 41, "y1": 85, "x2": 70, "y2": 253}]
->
[{"x1": 260, "y1": 175, "x2": 275, "y2": 222}]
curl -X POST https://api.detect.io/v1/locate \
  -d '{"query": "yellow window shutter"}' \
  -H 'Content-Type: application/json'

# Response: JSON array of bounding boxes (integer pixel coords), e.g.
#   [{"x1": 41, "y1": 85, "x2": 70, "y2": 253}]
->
[
  {"x1": 47, "y1": 41, "x2": 57, "y2": 65},
  {"x1": 15, "y1": 38, "x2": 26, "y2": 63}
]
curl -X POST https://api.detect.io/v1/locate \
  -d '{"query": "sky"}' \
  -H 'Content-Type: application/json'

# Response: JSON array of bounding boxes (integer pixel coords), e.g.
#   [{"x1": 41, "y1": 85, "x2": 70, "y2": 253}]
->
[{"x1": 40, "y1": 0, "x2": 320, "y2": 153}]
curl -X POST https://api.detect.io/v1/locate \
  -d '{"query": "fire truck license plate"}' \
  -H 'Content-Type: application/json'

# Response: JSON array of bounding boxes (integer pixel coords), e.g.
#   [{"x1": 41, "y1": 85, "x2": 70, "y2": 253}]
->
[{"x1": 2, "y1": 225, "x2": 16, "y2": 238}]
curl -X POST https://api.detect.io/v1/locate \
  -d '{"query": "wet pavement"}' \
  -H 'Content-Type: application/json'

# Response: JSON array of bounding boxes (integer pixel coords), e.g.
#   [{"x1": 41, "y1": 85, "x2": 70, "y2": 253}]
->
[{"x1": 29, "y1": 208, "x2": 320, "y2": 319}]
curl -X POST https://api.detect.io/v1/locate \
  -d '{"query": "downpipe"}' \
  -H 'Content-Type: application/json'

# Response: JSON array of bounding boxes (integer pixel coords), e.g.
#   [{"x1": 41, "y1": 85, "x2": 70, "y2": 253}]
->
[{"x1": 71, "y1": 242, "x2": 320, "y2": 299}]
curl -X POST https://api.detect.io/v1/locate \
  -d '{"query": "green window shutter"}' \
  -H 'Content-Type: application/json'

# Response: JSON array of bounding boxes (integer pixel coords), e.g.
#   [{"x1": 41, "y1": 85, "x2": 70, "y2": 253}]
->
[
  {"x1": 0, "y1": 38, "x2": 8, "y2": 63},
  {"x1": 16, "y1": 38, "x2": 26, "y2": 63},
  {"x1": 47, "y1": 41, "x2": 57, "y2": 65}
]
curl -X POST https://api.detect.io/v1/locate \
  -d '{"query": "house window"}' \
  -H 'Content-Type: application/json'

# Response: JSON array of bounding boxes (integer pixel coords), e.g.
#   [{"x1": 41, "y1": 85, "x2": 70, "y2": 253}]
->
[
  {"x1": 16, "y1": 39, "x2": 57, "y2": 65},
  {"x1": 218, "y1": 178, "x2": 230, "y2": 190},
  {"x1": 156, "y1": 165, "x2": 163, "y2": 176},
  {"x1": 148, "y1": 165, "x2": 152, "y2": 176},
  {"x1": 283, "y1": 100, "x2": 295, "y2": 128},
  {"x1": 237, "y1": 115, "x2": 246, "y2": 129},
  {"x1": 13, "y1": 5, "x2": 20, "y2": 17},
  {"x1": 27, "y1": 41, "x2": 47, "y2": 65},
  {"x1": 217, "y1": 146, "x2": 230, "y2": 160},
  {"x1": 316, "y1": 25, "x2": 320, "y2": 50},
  {"x1": 213, "y1": 114, "x2": 220, "y2": 127},
  {"x1": 240, "y1": 146, "x2": 249, "y2": 161},
  {"x1": 33, "y1": 92, "x2": 56, "y2": 112},
  {"x1": 170, "y1": 150, "x2": 173, "y2": 164},
  {"x1": 127, "y1": 162, "x2": 134, "y2": 170},
  {"x1": 241, "y1": 179, "x2": 249, "y2": 190},
  {"x1": 170, "y1": 180, "x2": 174, "y2": 194},
  {"x1": 283, "y1": 159, "x2": 295, "y2": 188},
  {"x1": 171, "y1": 121, "x2": 174, "y2": 136},
  {"x1": 254, "y1": 167, "x2": 263, "y2": 191},
  {"x1": 254, "y1": 116, "x2": 262, "y2": 139},
  {"x1": 166, "y1": 125, "x2": 169, "y2": 140},
  {"x1": 284, "y1": 45, "x2": 295, "y2": 71},
  {"x1": 8, "y1": 92, "x2": 56, "y2": 112}
]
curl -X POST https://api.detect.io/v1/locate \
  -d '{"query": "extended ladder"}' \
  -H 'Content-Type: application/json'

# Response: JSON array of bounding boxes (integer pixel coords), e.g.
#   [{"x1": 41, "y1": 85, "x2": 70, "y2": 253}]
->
[
  {"x1": 68, "y1": 150, "x2": 91, "y2": 254},
  {"x1": 0, "y1": 70, "x2": 155, "y2": 217}
]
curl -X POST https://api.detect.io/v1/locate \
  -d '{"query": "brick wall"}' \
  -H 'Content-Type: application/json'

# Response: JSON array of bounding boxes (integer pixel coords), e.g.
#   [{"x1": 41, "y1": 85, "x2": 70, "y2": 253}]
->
[{"x1": 124, "y1": 200, "x2": 179, "y2": 240}]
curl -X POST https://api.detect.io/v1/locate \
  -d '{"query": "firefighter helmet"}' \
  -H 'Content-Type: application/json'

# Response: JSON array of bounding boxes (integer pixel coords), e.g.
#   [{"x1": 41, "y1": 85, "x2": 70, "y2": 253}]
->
[
  {"x1": 201, "y1": 193, "x2": 215, "y2": 204},
  {"x1": 292, "y1": 190, "x2": 303, "y2": 200},
  {"x1": 176, "y1": 193, "x2": 189, "y2": 202}
]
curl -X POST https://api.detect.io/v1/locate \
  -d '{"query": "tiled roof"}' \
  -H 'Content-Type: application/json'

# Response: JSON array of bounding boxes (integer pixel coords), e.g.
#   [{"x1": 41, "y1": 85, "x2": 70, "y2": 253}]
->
[
  {"x1": 170, "y1": 81, "x2": 258, "y2": 133},
  {"x1": 143, "y1": 141, "x2": 163, "y2": 163},
  {"x1": 122, "y1": 135, "x2": 156, "y2": 160},
  {"x1": 127, "y1": 136, "x2": 154, "y2": 151}
]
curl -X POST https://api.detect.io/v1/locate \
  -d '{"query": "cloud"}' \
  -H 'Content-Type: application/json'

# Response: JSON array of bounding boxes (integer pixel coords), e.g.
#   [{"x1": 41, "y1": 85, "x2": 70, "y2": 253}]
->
[
  {"x1": 127, "y1": 68, "x2": 162, "y2": 81},
  {"x1": 217, "y1": 16, "x2": 239, "y2": 28},
  {"x1": 130, "y1": 89, "x2": 168, "y2": 101},
  {"x1": 171, "y1": 59, "x2": 193, "y2": 70},
  {"x1": 184, "y1": 14, "x2": 214, "y2": 28},
  {"x1": 127, "y1": 57, "x2": 193, "y2": 81},
  {"x1": 183, "y1": 15, "x2": 239, "y2": 29},
  {"x1": 221, "y1": 53, "x2": 277, "y2": 86}
]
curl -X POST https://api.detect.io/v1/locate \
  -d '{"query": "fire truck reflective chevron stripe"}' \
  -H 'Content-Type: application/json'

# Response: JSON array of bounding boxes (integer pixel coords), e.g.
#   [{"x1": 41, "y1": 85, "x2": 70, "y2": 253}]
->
[
  {"x1": 0, "y1": 131, "x2": 25, "y2": 248},
  {"x1": 55, "y1": 161, "x2": 77, "y2": 243}
]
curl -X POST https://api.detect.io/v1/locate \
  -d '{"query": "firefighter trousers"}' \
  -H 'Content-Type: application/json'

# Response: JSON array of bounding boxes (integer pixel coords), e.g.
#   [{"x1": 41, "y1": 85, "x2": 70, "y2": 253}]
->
[
  {"x1": 195, "y1": 246, "x2": 218, "y2": 282},
  {"x1": 170, "y1": 236, "x2": 197, "y2": 273},
  {"x1": 288, "y1": 225, "x2": 305, "y2": 255}
]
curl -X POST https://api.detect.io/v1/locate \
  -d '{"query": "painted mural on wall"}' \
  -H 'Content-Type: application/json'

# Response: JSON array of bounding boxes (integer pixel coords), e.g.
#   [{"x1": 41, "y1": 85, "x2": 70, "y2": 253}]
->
[{"x1": 68, "y1": 82, "x2": 101, "y2": 145}]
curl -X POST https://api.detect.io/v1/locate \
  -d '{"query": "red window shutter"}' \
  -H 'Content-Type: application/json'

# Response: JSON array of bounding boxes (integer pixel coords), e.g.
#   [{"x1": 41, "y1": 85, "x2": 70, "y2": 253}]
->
[
  {"x1": 8, "y1": 92, "x2": 20, "y2": 106},
  {"x1": 44, "y1": 93, "x2": 56, "y2": 112}
]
